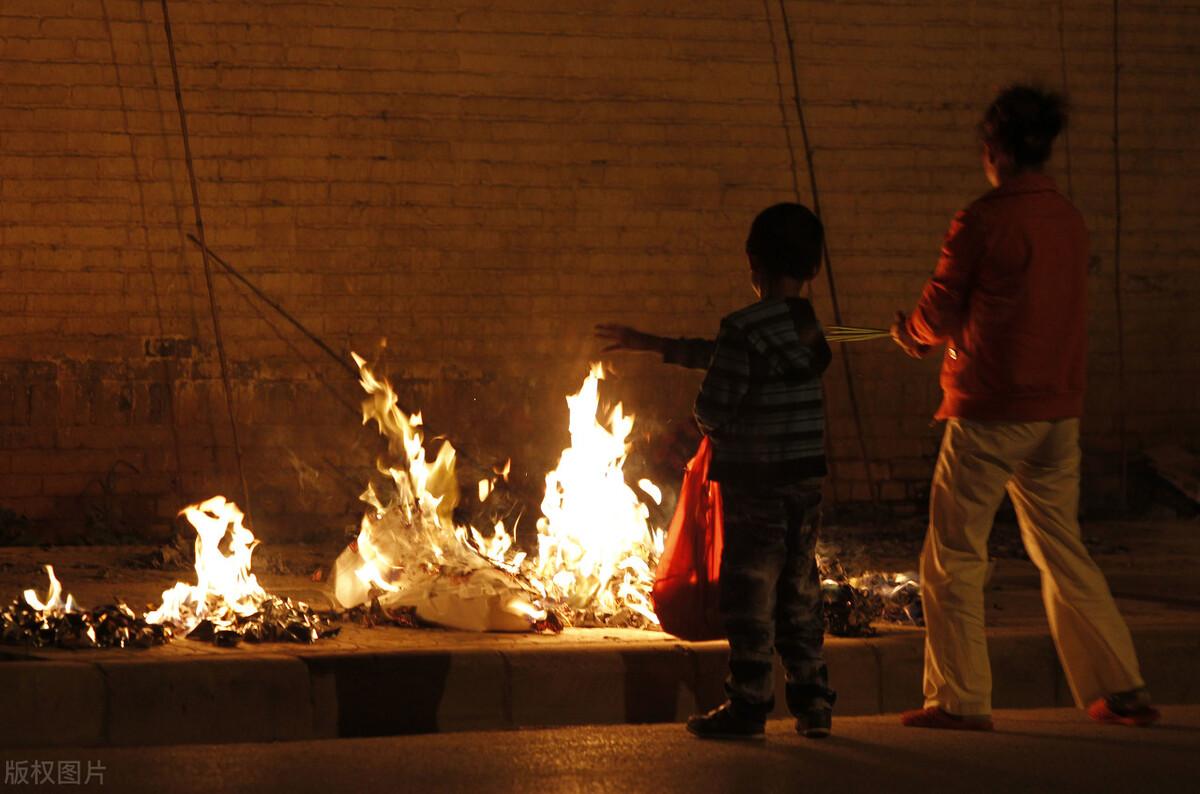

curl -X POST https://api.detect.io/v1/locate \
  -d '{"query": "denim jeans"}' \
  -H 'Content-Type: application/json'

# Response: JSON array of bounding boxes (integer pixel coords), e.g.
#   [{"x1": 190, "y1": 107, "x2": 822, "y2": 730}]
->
[{"x1": 719, "y1": 479, "x2": 833, "y2": 717}]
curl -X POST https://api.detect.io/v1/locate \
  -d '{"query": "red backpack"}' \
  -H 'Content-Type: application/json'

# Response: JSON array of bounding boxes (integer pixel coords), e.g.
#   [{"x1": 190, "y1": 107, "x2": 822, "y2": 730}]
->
[{"x1": 651, "y1": 437, "x2": 725, "y2": 641}]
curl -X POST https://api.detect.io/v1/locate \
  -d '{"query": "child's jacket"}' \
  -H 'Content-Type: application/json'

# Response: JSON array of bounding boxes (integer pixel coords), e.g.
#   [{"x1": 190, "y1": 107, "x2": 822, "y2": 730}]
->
[{"x1": 663, "y1": 297, "x2": 830, "y2": 487}]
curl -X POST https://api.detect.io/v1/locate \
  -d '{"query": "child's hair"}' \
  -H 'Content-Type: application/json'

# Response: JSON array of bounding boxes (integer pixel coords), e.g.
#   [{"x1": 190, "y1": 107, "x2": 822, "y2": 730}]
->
[
  {"x1": 744, "y1": 203, "x2": 824, "y2": 281},
  {"x1": 978, "y1": 84, "x2": 1067, "y2": 169}
]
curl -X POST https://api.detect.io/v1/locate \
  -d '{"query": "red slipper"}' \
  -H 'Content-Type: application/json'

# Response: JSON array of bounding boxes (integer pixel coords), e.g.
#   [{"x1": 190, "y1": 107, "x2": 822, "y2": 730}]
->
[
  {"x1": 900, "y1": 706, "x2": 994, "y2": 731},
  {"x1": 1088, "y1": 697, "x2": 1160, "y2": 727}
]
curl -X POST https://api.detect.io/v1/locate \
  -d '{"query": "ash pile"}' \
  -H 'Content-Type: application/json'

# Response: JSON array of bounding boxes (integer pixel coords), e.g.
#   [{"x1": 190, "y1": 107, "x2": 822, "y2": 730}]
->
[
  {"x1": 817, "y1": 543, "x2": 923, "y2": 637},
  {"x1": 0, "y1": 562, "x2": 341, "y2": 652},
  {"x1": 0, "y1": 572, "x2": 172, "y2": 649}
]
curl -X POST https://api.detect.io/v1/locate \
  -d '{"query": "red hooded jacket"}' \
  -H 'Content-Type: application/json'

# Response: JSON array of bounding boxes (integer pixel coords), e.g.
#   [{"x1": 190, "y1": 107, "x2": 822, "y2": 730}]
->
[{"x1": 906, "y1": 173, "x2": 1088, "y2": 421}]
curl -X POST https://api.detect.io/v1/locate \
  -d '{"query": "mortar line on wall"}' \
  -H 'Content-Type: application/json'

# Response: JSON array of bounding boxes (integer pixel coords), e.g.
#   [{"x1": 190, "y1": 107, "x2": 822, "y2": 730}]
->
[
  {"x1": 761, "y1": 0, "x2": 803, "y2": 203},
  {"x1": 185, "y1": 236, "x2": 360, "y2": 385},
  {"x1": 774, "y1": 0, "x2": 879, "y2": 511},
  {"x1": 159, "y1": 0, "x2": 252, "y2": 519},
  {"x1": 761, "y1": 0, "x2": 840, "y2": 497},
  {"x1": 185, "y1": 236, "x2": 543, "y2": 508},
  {"x1": 134, "y1": 0, "x2": 220, "y2": 476},
  {"x1": 1057, "y1": 0, "x2": 1075, "y2": 201},
  {"x1": 1111, "y1": 0, "x2": 1128, "y2": 510},
  {"x1": 224, "y1": 268, "x2": 362, "y2": 418},
  {"x1": 100, "y1": 0, "x2": 186, "y2": 498},
  {"x1": 212, "y1": 243, "x2": 362, "y2": 418}
]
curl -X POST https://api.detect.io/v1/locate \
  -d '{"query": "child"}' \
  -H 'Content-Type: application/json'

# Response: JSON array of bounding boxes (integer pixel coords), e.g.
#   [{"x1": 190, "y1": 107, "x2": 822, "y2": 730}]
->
[{"x1": 596, "y1": 202, "x2": 835, "y2": 739}]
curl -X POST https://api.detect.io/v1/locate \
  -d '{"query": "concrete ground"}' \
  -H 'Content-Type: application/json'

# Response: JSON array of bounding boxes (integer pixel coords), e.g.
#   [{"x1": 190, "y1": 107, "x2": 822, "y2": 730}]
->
[{"x1": 2, "y1": 706, "x2": 1197, "y2": 793}]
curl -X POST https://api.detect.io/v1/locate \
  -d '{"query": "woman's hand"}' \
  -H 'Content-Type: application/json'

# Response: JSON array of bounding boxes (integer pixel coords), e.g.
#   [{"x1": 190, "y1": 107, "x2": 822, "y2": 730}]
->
[
  {"x1": 890, "y1": 311, "x2": 930, "y2": 359},
  {"x1": 594, "y1": 324, "x2": 662, "y2": 354}
]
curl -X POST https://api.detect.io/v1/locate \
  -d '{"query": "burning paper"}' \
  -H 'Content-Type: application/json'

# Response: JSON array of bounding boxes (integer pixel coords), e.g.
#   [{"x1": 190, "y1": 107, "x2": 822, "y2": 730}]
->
[
  {"x1": 144, "y1": 496, "x2": 338, "y2": 645},
  {"x1": 330, "y1": 354, "x2": 547, "y2": 632},
  {"x1": 529, "y1": 364, "x2": 664, "y2": 627},
  {"x1": 1, "y1": 565, "x2": 171, "y2": 649},
  {"x1": 332, "y1": 358, "x2": 666, "y2": 631}
]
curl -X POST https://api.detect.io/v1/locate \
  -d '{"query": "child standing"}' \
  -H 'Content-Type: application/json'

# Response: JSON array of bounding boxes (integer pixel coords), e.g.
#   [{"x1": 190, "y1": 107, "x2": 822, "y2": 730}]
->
[{"x1": 596, "y1": 202, "x2": 836, "y2": 739}]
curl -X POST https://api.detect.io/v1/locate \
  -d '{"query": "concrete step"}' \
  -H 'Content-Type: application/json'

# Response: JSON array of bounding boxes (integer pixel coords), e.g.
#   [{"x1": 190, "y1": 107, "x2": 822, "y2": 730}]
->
[{"x1": 3, "y1": 624, "x2": 1198, "y2": 748}]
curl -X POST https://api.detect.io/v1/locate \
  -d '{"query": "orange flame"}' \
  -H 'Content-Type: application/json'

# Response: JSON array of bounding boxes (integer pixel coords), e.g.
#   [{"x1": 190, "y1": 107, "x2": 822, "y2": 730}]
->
[
  {"x1": 145, "y1": 496, "x2": 266, "y2": 633},
  {"x1": 531, "y1": 364, "x2": 664, "y2": 624}
]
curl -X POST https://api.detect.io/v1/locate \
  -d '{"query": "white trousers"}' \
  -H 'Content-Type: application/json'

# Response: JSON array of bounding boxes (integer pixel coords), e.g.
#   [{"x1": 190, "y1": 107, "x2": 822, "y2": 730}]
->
[{"x1": 921, "y1": 418, "x2": 1145, "y2": 715}]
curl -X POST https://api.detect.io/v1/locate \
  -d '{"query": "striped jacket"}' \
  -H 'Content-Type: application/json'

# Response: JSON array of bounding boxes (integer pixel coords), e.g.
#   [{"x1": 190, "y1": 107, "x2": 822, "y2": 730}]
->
[{"x1": 660, "y1": 297, "x2": 831, "y2": 487}]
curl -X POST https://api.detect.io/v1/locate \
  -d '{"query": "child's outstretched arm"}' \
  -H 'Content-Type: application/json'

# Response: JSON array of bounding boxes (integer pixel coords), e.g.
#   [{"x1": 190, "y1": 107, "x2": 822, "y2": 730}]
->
[
  {"x1": 693, "y1": 321, "x2": 750, "y2": 437},
  {"x1": 594, "y1": 324, "x2": 715, "y2": 371}
]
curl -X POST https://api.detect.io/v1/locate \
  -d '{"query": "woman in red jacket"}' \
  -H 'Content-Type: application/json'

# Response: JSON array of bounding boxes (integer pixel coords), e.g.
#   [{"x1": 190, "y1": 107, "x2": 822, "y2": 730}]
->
[{"x1": 891, "y1": 85, "x2": 1158, "y2": 730}]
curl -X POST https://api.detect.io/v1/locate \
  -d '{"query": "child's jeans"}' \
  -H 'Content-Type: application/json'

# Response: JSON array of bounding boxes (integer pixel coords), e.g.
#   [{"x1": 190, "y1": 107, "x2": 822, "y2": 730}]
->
[{"x1": 718, "y1": 478, "x2": 832, "y2": 718}]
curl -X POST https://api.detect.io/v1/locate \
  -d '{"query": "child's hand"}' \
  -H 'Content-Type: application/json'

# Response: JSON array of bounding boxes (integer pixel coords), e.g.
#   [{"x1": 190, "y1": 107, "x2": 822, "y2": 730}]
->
[
  {"x1": 890, "y1": 311, "x2": 930, "y2": 359},
  {"x1": 595, "y1": 324, "x2": 660, "y2": 353}
]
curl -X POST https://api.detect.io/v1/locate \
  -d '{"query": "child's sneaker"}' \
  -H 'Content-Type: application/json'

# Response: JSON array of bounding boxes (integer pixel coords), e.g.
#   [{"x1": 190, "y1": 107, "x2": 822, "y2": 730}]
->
[
  {"x1": 900, "y1": 706, "x2": 994, "y2": 731},
  {"x1": 787, "y1": 679, "x2": 836, "y2": 739},
  {"x1": 1088, "y1": 688, "x2": 1160, "y2": 727},
  {"x1": 686, "y1": 702, "x2": 766, "y2": 740},
  {"x1": 794, "y1": 700, "x2": 833, "y2": 739}
]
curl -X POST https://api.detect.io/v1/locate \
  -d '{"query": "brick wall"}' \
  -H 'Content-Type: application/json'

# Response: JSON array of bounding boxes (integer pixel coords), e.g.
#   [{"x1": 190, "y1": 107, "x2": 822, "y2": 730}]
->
[{"x1": 1, "y1": 0, "x2": 1197, "y2": 539}]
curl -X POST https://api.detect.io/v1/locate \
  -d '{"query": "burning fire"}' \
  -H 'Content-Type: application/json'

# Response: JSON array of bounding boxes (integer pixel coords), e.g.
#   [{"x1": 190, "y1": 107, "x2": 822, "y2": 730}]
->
[
  {"x1": 145, "y1": 496, "x2": 267, "y2": 634},
  {"x1": 330, "y1": 353, "x2": 545, "y2": 631},
  {"x1": 531, "y1": 364, "x2": 664, "y2": 625},
  {"x1": 23, "y1": 565, "x2": 78, "y2": 616},
  {"x1": 332, "y1": 357, "x2": 663, "y2": 630},
  {"x1": 3, "y1": 355, "x2": 922, "y2": 646}
]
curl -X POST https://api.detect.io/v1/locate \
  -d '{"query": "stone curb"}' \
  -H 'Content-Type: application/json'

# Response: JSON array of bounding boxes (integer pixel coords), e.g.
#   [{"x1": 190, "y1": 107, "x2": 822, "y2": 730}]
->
[{"x1": 2, "y1": 626, "x2": 1196, "y2": 748}]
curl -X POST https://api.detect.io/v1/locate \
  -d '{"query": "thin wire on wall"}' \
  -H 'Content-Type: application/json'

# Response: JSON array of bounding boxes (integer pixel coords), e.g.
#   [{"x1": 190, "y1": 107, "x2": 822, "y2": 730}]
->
[
  {"x1": 1111, "y1": 0, "x2": 1128, "y2": 509},
  {"x1": 769, "y1": 0, "x2": 880, "y2": 509},
  {"x1": 159, "y1": 0, "x2": 253, "y2": 518}
]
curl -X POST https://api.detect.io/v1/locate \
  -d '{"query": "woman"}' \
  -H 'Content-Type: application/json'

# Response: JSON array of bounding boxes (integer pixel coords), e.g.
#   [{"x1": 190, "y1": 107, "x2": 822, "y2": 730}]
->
[{"x1": 891, "y1": 85, "x2": 1159, "y2": 730}]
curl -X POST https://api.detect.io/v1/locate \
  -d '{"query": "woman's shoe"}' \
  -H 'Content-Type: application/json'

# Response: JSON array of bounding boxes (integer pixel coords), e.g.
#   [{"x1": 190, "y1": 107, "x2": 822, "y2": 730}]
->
[
  {"x1": 900, "y1": 706, "x2": 994, "y2": 731},
  {"x1": 1088, "y1": 689, "x2": 1160, "y2": 727}
]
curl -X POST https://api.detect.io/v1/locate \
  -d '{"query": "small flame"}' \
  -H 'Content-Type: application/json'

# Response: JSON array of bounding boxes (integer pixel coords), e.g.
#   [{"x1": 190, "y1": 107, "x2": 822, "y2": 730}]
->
[
  {"x1": 23, "y1": 565, "x2": 73, "y2": 614},
  {"x1": 637, "y1": 479, "x2": 663, "y2": 505}
]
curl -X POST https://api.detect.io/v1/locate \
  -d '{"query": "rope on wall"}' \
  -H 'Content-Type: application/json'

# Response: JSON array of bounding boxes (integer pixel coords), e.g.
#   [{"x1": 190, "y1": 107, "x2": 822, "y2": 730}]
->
[
  {"x1": 159, "y1": 0, "x2": 252, "y2": 518},
  {"x1": 762, "y1": 0, "x2": 804, "y2": 203},
  {"x1": 185, "y1": 234, "x2": 546, "y2": 507},
  {"x1": 768, "y1": 0, "x2": 880, "y2": 510},
  {"x1": 99, "y1": 0, "x2": 187, "y2": 494},
  {"x1": 1111, "y1": 0, "x2": 1129, "y2": 509}
]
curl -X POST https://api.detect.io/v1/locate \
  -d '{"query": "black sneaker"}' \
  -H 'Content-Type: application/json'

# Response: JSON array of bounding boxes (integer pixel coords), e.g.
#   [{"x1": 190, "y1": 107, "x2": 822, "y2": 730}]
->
[
  {"x1": 686, "y1": 702, "x2": 766, "y2": 740},
  {"x1": 794, "y1": 701, "x2": 832, "y2": 738}
]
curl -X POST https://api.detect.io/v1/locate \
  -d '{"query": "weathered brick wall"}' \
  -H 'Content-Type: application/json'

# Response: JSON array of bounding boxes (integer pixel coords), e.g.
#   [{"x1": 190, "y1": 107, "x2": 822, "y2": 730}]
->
[{"x1": 1, "y1": 0, "x2": 1197, "y2": 539}]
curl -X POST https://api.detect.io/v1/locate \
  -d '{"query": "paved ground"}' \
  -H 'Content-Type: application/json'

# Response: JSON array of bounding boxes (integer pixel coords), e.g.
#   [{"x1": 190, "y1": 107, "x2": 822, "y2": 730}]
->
[{"x1": 2, "y1": 706, "x2": 1196, "y2": 793}]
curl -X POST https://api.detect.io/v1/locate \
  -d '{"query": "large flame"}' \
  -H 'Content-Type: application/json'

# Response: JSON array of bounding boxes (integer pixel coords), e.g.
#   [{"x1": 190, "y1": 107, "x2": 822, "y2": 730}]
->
[
  {"x1": 530, "y1": 364, "x2": 664, "y2": 624},
  {"x1": 334, "y1": 356, "x2": 663, "y2": 629},
  {"x1": 145, "y1": 496, "x2": 267, "y2": 633},
  {"x1": 333, "y1": 353, "x2": 543, "y2": 630}
]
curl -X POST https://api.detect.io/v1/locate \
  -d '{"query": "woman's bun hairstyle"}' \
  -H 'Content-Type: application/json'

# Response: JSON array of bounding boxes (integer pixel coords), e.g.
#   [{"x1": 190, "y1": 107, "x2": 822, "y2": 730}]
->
[{"x1": 979, "y1": 84, "x2": 1068, "y2": 168}]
